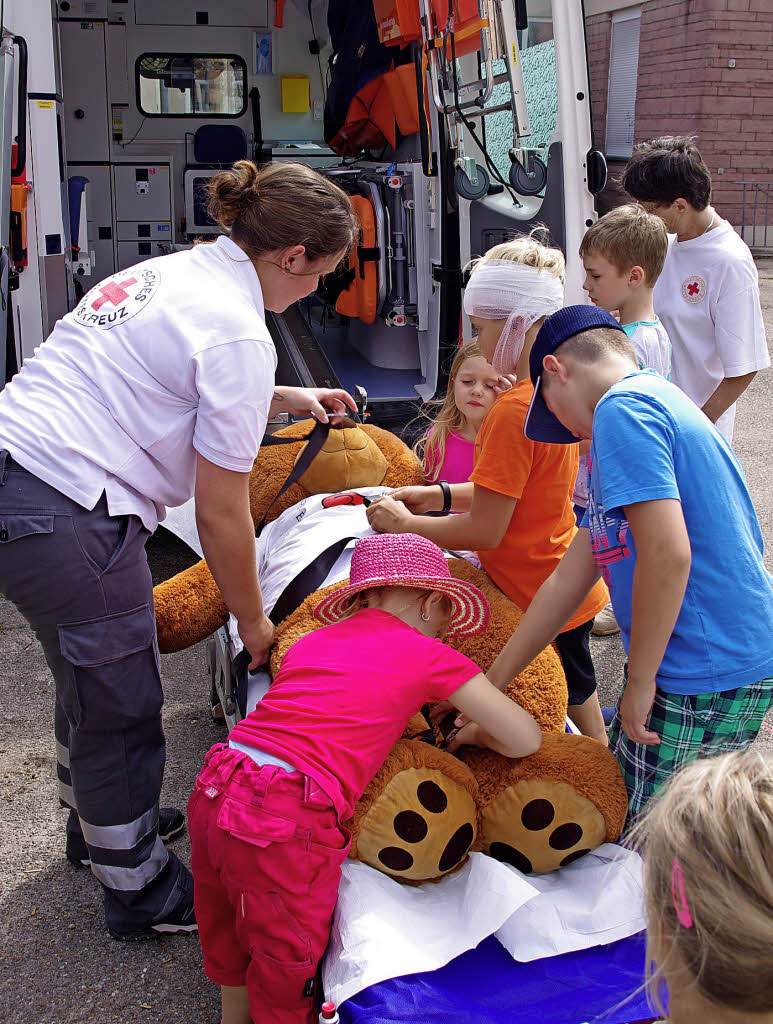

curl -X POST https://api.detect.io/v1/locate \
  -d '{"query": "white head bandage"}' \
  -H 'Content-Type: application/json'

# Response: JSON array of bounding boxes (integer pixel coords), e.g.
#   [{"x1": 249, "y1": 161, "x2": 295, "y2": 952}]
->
[{"x1": 463, "y1": 259, "x2": 565, "y2": 373}]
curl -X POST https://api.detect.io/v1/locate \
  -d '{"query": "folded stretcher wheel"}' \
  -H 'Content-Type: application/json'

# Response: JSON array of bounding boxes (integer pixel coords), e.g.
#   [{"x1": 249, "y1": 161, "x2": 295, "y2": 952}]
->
[
  {"x1": 509, "y1": 154, "x2": 548, "y2": 197},
  {"x1": 454, "y1": 163, "x2": 490, "y2": 201}
]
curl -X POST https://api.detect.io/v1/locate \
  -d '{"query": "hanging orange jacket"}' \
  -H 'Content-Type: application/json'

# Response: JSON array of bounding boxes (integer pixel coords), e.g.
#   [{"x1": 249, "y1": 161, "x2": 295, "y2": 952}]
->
[
  {"x1": 328, "y1": 75, "x2": 398, "y2": 157},
  {"x1": 336, "y1": 195, "x2": 379, "y2": 326}
]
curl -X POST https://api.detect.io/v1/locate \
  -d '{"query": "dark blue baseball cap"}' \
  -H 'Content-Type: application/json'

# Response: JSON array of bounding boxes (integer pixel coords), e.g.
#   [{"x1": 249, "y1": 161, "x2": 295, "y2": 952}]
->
[{"x1": 524, "y1": 305, "x2": 627, "y2": 443}]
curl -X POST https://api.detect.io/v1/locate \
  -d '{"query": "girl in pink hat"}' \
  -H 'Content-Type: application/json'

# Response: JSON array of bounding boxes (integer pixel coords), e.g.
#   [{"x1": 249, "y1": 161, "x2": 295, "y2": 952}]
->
[{"x1": 188, "y1": 532, "x2": 541, "y2": 1024}]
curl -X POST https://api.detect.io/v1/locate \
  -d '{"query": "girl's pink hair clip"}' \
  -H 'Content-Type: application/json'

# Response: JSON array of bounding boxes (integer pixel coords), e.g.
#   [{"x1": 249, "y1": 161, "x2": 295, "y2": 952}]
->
[{"x1": 671, "y1": 856, "x2": 694, "y2": 929}]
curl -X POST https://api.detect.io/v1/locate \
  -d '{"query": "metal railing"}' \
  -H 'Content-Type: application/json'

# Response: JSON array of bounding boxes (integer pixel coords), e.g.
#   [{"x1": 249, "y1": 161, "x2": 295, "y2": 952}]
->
[{"x1": 736, "y1": 181, "x2": 773, "y2": 252}]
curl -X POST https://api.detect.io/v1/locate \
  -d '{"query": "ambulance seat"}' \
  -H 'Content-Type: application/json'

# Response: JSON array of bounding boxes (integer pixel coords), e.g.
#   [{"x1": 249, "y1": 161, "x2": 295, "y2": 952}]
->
[{"x1": 183, "y1": 125, "x2": 249, "y2": 236}]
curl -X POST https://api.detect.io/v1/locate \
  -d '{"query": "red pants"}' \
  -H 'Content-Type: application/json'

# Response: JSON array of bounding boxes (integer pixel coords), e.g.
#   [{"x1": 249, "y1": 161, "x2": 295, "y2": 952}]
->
[{"x1": 188, "y1": 744, "x2": 350, "y2": 1023}]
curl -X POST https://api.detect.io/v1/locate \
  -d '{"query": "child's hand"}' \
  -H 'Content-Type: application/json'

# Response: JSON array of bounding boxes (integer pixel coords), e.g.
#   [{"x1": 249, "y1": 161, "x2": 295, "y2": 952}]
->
[
  {"x1": 446, "y1": 720, "x2": 484, "y2": 753},
  {"x1": 384, "y1": 485, "x2": 444, "y2": 515},
  {"x1": 366, "y1": 494, "x2": 416, "y2": 533},
  {"x1": 619, "y1": 675, "x2": 661, "y2": 745},
  {"x1": 428, "y1": 700, "x2": 454, "y2": 725},
  {"x1": 493, "y1": 373, "x2": 518, "y2": 392}
]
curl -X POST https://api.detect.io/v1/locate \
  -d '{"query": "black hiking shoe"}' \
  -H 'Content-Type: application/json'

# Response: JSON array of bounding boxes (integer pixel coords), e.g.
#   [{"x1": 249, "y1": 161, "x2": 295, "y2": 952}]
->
[
  {"x1": 66, "y1": 807, "x2": 186, "y2": 868},
  {"x1": 107, "y1": 867, "x2": 198, "y2": 942}
]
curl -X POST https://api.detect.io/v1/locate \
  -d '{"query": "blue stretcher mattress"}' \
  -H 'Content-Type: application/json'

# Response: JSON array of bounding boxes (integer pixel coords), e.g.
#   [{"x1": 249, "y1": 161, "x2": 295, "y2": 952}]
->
[{"x1": 340, "y1": 932, "x2": 653, "y2": 1024}]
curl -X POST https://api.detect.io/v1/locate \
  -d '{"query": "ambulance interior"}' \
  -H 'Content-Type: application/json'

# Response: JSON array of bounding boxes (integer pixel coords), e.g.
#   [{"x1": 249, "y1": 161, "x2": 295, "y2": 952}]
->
[{"x1": 0, "y1": 0, "x2": 605, "y2": 424}]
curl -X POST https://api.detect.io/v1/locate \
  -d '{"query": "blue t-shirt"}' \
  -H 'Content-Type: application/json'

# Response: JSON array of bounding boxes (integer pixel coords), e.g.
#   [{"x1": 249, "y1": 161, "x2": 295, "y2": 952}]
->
[{"x1": 582, "y1": 370, "x2": 773, "y2": 694}]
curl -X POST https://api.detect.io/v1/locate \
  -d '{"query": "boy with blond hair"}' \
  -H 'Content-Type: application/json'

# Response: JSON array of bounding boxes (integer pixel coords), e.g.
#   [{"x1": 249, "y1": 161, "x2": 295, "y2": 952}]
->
[{"x1": 580, "y1": 204, "x2": 671, "y2": 379}]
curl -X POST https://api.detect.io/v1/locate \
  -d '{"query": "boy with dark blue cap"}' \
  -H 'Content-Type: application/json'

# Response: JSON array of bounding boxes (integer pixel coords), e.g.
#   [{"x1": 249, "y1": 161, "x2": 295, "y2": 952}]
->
[{"x1": 483, "y1": 304, "x2": 773, "y2": 821}]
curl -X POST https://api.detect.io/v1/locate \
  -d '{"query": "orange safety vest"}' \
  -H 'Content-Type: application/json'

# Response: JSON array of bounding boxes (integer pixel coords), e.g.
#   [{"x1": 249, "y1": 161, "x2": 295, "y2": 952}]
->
[{"x1": 336, "y1": 195, "x2": 380, "y2": 326}]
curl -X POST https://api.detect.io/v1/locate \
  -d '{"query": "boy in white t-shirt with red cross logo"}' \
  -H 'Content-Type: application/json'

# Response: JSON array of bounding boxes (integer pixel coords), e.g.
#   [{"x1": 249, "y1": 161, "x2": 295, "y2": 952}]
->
[{"x1": 622, "y1": 135, "x2": 769, "y2": 444}]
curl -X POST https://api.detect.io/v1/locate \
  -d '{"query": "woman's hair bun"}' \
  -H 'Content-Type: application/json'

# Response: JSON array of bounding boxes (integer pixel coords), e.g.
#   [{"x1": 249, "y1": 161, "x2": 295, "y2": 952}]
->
[
  {"x1": 207, "y1": 160, "x2": 261, "y2": 229},
  {"x1": 204, "y1": 160, "x2": 358, "y2": 262}
]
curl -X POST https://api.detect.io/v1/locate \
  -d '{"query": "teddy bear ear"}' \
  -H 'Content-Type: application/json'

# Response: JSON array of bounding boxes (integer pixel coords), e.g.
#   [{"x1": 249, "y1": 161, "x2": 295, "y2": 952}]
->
[
  {"x1": 461, "y1": 733, "x2": 628, "y2": 875},
  {"x1": 347, "y1": 740, "x2": 481, "y2": 886}
]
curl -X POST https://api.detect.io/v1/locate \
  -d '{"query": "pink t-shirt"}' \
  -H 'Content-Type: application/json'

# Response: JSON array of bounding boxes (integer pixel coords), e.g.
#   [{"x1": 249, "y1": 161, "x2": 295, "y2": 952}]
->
[
  {"x1": 230, "y1": 608, "x2": 481, "y2": 820},
  {"x1": 424, "y1": 429, "x2": 476, "y2": 484}
]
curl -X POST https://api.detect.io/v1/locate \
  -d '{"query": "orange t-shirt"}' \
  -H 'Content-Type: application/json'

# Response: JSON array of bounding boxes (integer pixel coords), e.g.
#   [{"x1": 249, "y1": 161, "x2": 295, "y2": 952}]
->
[{"x1": 470, "y1": 380, "x2": 608, "y2": 631}]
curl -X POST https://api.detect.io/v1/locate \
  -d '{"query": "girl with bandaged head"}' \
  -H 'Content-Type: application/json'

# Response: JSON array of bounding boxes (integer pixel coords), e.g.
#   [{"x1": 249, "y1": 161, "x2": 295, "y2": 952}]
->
[{"x1": 367, "y1": 234, "x2": 610, "y2": 744}]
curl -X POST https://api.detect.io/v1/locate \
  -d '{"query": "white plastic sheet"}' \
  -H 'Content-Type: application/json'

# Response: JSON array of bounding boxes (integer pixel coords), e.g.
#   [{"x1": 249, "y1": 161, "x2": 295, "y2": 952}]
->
[
  {"x1": 324, "y1": 854, "x2": 538, "y2": 1008},
  {"x1": 495, "y1": 843, "x2": 645, "y2": 961},
  {"x1": 323, "y1": 845, "x2": 645, "y2": 1006}
]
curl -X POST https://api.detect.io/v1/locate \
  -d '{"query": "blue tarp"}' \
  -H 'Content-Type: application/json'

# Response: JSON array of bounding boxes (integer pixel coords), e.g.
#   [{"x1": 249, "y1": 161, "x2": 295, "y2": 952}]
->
[{"x1": 340, "y1": 932, "x2": 654, "y2": 1024}]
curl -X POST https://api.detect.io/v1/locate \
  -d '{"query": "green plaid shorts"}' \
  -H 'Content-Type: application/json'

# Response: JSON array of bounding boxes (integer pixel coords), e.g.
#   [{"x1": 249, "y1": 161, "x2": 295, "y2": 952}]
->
[{"x1": 608, "y1": 674, "x2": 773, "y2": 824}]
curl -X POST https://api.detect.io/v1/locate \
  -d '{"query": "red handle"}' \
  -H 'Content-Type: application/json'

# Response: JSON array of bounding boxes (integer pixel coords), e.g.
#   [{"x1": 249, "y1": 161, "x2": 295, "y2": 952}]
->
[{"x1": 275, "y1": 0, "x2": 285, "y2": 27}]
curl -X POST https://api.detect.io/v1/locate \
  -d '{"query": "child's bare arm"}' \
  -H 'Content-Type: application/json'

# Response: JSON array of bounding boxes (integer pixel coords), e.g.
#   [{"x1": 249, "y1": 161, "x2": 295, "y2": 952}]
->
[
  {"x1": 445, "y1": 673, "x2": 542, "y2": 758},
  {"x1": 622, "y1": 498, "x2": 691, "y2": 745},
  {"x1": 367, "y1": 484, "x2": 515, "y2": 551},
  {"x1": 382, "y1": 482, "x2": 475, "y2": 515},
  {"x1": 487, "y1": 530, "x2": 601, "y2": 691}
]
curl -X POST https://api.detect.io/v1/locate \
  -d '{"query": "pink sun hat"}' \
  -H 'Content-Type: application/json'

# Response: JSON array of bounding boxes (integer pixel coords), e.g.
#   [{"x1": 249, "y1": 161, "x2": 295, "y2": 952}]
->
[{"x1": 313, "y1": 533, "x2": 490, "y2": 637}]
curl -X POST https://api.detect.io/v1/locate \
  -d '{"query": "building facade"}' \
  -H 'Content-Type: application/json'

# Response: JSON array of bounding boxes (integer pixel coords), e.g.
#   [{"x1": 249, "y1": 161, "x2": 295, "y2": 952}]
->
[{"x1": 586, "y1": 0, "x2": 773, "y2": 246}]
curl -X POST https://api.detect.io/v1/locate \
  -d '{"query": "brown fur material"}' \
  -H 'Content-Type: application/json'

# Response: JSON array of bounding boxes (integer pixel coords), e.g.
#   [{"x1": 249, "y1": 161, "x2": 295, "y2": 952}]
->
[
  {"x1": 297, "y1": 422, "x2": 388, "y2": 494},
  {"x1": 249, "y1": 418, "x2": 425, "y2": 527},
  {"x1": 155, "y1": 559, "x2": 228, "y2": 654}
]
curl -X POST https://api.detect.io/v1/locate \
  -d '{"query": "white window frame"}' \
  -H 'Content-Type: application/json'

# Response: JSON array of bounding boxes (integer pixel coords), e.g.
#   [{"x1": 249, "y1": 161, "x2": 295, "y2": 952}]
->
[{"x1": 605, "y1": 7, "x2": 642, "y2": 160}]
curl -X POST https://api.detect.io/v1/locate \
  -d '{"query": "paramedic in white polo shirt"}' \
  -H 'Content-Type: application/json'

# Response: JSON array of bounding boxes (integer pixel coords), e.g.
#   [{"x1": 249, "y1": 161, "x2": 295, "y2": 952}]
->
[
  {"x1": 622, "y1": 135, "x2": 769, "y2": 442},
  {"x1": 0, "y1": 161, "x2": 358, "y2": 941}
]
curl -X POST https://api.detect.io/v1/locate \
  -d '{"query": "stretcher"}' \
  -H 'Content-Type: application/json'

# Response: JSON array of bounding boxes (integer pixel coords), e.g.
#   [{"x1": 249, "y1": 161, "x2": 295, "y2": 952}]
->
[{"x1": 338, "y1": 931, "x2": 654, "y2": 1024}]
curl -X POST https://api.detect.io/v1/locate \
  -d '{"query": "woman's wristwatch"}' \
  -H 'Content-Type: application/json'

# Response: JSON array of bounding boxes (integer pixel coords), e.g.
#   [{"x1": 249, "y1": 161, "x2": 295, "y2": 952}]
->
[{"x1": 437, "y1": 480, "x2": 452, "y2": 514}]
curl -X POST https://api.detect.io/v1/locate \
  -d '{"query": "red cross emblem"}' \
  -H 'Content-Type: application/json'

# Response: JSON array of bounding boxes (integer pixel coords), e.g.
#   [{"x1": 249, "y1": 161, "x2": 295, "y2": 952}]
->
[
  {"x1": 91, "y1": 277, "x2": 138, "y2": 311},
  {"x1": 681, "y1": 275, "x2": 706, "y2": 302}
]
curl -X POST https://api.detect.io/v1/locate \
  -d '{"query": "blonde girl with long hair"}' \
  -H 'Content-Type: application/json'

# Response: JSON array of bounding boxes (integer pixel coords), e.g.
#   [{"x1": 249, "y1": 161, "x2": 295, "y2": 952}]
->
[
  {"x1": 367, "y1": 233, "x2": 610, "y2": 745},
  {"x1": 634, "y1": 749, "x2": 773, "y2": 1024},
  {"x1": 412, "y1": 340, "x2": 501, "y2": 485}
]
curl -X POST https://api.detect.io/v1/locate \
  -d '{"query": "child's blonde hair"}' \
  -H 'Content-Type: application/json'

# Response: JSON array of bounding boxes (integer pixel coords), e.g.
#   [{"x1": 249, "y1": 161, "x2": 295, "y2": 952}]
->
[
  {"x1": 633, "y1": 749, "x2": 773, "y2": 1016},
  {"x1": 467, "y1": 232, "x2": 567, "y2": 283},
  {"x1": 412, "y1": 340, "x2": 486, "y2": 483},
  {"x1": 339, "y1": 586, "x2": 450, "y2": 620},
  {"x1": 579, "y1": 204, "x2": 668, "y2": 284}
]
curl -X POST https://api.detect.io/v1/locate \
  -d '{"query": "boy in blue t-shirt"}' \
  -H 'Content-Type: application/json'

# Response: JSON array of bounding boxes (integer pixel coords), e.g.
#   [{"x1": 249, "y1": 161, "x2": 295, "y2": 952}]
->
[
  {"x1": 485, "y1": 304, "x2": 773, "y2": 820},
  {"x1": 574, "y1": 204, "x2": 671, "y2": 640}
]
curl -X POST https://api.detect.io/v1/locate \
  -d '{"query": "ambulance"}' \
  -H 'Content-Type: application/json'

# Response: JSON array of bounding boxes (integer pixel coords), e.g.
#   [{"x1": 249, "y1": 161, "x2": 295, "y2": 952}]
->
[{"x1": 0, "y1": 0, "x2": 606, "y2": 424}]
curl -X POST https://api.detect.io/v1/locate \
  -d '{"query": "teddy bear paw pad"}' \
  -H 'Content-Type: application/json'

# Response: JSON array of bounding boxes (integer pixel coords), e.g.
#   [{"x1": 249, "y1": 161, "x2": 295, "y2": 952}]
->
[
  {"x1": 482, "y1": 778, "x2": 606, "y2": 874},
  {"x1": 355, "y1": 768, "x2": 478, "y2": 882}
]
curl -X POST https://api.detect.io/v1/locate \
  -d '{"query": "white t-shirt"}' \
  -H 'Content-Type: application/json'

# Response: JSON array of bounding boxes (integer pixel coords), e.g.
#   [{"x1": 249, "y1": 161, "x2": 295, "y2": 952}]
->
[
  {"x1": 0, "y1": 236, "x2": 277, "y2": 530},
  {"x1": 623, "y1": 317, "x2": 671, "y2": 380},
  {"x1": 654, "y1": 219, "x2": 770, "y2": 441}
]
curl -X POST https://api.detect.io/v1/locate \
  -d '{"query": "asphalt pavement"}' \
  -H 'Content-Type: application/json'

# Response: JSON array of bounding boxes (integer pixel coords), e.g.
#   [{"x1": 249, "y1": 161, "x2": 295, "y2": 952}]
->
[{"x1": 1, "y1": 263, "x2": 771, "y2": 1024}]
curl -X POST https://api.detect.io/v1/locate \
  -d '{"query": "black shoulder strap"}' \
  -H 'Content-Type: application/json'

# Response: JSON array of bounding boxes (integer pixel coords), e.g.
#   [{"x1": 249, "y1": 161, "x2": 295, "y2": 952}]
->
[{"x1": 255, "y1": 419, "x2": 331, "y2": 536}]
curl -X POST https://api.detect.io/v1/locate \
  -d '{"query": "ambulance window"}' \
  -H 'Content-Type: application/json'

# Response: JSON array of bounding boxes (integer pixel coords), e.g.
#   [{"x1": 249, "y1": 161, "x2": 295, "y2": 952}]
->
[{"x1": 136, "y1": 54, "x2": 247, "y2": 117}]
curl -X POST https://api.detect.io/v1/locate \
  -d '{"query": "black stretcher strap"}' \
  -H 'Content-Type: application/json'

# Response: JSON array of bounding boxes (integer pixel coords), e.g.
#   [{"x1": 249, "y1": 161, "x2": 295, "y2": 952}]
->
[
  {"x1": 256, "y1": 419, "x2": 332, "y2": 537},
  {"x1": 270, "y1": 533, "x2": 358, "y2": 626}
]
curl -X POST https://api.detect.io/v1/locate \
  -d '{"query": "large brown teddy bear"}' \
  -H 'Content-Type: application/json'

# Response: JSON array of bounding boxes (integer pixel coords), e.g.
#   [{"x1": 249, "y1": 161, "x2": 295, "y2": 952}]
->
[{"x1": 153, "y1": 419, "x2": 628, "y2": 881}]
